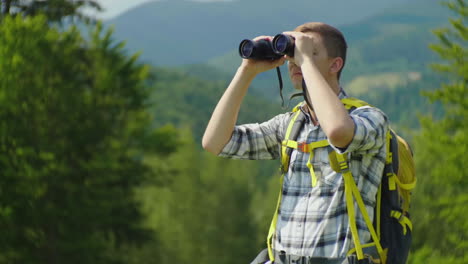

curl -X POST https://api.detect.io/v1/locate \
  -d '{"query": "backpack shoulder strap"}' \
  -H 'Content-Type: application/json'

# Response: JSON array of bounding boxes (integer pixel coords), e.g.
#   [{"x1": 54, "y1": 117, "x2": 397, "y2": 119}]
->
[
  {"x1": 336, "y1": 98, "x2": 388, "y2": 262},
  {"x1": 280, "y1": 103, "x2": 307, "y2": 173},
  {"x1": 335, "y1": 152, "x2": 387, "y2": 263},
  {"x1": 281, "y1": 97, "x2": 366, "y2": 171},
  {"x1": 280, "y1": 103, "x2": 329, "y2": 187},
  {"x1": 341, "y1": 97, "x2": 372, "y2": 110},
  {"x1": 268, "y1": 103, "x2": 306, "y2": 262}
]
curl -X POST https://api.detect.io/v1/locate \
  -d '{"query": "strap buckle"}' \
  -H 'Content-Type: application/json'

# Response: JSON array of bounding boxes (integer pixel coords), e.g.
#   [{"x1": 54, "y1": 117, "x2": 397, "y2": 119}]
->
[
  {"x1": 297, "y1": 142, "x2": 309, "y2": 152},
  {"x1": 339, "y1": 160, "x2": 350, "y2": 173},
  {"x1": 391, "y1": 210, "x2": 405, "y2": 221},
  {"x1": 398, "y1": 212, "x2": 407, "y2": 222}
]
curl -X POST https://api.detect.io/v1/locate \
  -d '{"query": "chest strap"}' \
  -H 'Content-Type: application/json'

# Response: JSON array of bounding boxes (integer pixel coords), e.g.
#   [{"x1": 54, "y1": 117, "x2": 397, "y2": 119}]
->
[{"x1": 282, "y1": 139, "x2": 329, "y2": 187}]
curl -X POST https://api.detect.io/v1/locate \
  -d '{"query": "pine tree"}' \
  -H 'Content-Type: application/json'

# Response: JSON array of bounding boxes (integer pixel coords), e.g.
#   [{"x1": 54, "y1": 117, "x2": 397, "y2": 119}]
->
[
  {"x1": 0, "y1": 15, "x2": 175, "y2": 264},
  {"x1": 135, "y1": 130, "x2": 260, "y2": 264},
  {"x1": 410, "y1": 1, "x2": 467, "y2": 263},
  {"x1": 1, "y1": 0, "x2": 101, "y2": 23}
]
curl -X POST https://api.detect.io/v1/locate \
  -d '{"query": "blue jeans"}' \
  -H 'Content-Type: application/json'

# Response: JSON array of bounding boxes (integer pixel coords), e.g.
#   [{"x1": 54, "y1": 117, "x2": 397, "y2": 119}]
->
[
  {"x1": 249, "y1": 249, "x2": 347, "y2": 264},
  {"x1": 273, "y1": 251, "x2": 346, "y2": 264},
  {"x1": 250, "y1": 249, "x2": 374, "y2": 264}
]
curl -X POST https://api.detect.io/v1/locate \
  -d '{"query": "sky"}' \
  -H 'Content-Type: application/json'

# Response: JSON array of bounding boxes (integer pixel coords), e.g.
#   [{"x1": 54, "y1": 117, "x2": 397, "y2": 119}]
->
[
  {"x1": 94, "y1": 0, "x2": 232, "y2": 19},
  {"x1": 93, "y1": 0, "x2": 154, "y2": 19}
]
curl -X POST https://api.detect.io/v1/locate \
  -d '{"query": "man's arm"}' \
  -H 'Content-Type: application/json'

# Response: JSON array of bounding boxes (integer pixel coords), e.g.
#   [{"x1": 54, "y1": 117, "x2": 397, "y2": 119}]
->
[
  {"x1": 284, "y1": 32, "x2": 355, "y2": 148},
  {"x1": 202, "y1": 38, "x2": 286, "y2": 155},
  {"x1": 301, "y1": 59, "x2": 355, "y2": 148},
  {"x1": 202, "y1": 66, "x2": 255, "y2": 155}
]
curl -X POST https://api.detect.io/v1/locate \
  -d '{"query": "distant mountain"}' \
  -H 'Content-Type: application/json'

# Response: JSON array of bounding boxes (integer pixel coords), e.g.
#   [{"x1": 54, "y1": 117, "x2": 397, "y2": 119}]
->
[
  {"x1": 205, "y1": 1, "x2": 451, "y2": 76},
  {"x1": 106, "y1": 0, "x2": 411, "y2": 66},
  {"x1": 197, "y1": 0, "x2": 451, "y2": 100},
  {"x1": 339, "y1": 0, "x2": 451, "y2": 77},
  {"x1": 109, "y1": 0, "x2": 448, "y2": 137}
]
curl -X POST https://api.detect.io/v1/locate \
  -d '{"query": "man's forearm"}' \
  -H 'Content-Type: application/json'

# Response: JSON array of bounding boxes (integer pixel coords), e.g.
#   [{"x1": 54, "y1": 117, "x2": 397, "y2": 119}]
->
[
  {"x1": 202, "y1": 67, "x2": 256, "y2": 155},
  {"x1": 301, "y1": 59, "x2": 355, "y2": 148}
]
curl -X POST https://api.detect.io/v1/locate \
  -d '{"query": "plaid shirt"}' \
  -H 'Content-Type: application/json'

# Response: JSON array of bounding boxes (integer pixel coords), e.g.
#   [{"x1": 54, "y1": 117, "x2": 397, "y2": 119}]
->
[{"x1": 219, "y1": 90, "x2": 389, "y2": 258}]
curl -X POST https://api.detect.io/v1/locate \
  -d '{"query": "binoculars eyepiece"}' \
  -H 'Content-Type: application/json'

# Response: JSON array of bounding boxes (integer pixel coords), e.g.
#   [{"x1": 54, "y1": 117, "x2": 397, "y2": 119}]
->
[{"x1": 239, "y1": 34, "x2": 295, "y2": 60}]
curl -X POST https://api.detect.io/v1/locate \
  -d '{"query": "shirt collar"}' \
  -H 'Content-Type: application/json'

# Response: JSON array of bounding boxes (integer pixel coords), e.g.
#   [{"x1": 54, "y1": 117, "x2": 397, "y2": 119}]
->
[{"x1": 338, "y1": 87, "x2": 348, "y2": 99}]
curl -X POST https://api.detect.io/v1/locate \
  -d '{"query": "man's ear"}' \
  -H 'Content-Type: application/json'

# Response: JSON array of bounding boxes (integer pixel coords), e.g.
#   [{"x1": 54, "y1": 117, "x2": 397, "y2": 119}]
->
[{"x1": 330, "y1": 57, "x2": 344, "y2": 74}]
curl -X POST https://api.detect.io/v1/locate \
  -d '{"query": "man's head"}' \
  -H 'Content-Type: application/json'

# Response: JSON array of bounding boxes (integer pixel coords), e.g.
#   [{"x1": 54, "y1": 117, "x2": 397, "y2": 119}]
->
[
  {"x1": 287, "y1": 22, "x2": 347, "y2": 90},
  {"x1": 295, "y1": 22, "x2": 347, "y2": 79}
]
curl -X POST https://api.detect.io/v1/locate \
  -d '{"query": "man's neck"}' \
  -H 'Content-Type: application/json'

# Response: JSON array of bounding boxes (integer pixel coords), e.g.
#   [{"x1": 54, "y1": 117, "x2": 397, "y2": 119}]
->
[
  {"x1": 303, "y1": 79, "x2": 342, "y2": 125},
  {"x1": 328, "y1": 78, "x2": 341, "y2": 96}
]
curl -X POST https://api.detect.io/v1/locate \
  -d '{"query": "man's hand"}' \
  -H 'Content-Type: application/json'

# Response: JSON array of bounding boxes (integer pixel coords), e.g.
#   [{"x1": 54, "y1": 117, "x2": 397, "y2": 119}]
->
[
  {"x1": 240, "y1": 36, "x2": 286, "y2": 76},
  {"x1": 280, "y1": 31, "x2": 320, "y2": 67}
]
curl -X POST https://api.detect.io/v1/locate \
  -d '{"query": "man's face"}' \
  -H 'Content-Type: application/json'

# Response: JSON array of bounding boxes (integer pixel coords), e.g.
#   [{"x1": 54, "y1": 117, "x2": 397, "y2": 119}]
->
[{"x1": 287, "y1": 32, "x2": 334, "y2": 90}]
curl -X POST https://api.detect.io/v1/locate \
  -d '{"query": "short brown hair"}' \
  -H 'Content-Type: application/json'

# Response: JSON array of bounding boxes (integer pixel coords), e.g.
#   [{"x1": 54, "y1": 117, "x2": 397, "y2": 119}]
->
[{"x1": 294, "y1": 22, "x2": 347, "y2": 79}]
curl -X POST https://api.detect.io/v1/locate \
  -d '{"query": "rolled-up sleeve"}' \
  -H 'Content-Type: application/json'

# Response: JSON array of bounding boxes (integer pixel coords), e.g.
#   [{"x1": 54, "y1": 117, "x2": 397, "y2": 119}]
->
[
  {"x1": 219, "y1": 113, "x2": 290, "y2": 160},
  {"x1": 332, "y1": 106, "x2": 388, "y2": 154}
]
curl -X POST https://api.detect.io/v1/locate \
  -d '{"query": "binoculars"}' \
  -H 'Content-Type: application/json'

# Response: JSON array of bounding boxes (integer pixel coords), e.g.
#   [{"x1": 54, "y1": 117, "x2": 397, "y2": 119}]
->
[{"x1": 238, "y1": 34, "x2": 295, "y2": 60}]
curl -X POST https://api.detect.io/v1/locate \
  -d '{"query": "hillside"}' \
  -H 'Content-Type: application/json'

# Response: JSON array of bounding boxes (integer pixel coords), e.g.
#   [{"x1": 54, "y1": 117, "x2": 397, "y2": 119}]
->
[
  {"x1": 148, "y1": 67, "x2": 284, "y2": 141},
  {"x1": 106, "y1": 0, "x2": 409, "y2": 66},
  {"x1": 205, "y1": 1, "x2": 450, "y2": 77},
  {"x1": 185, "y1": 0, "x2": 449, "y2": 130},
  {"x1": 110, "y1": 0, "x2": 449, "y2": 138}
]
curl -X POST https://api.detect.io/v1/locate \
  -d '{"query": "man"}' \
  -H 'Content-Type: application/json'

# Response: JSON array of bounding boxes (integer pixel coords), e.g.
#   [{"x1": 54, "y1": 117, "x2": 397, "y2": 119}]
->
[{"x1": 202, "y1": 22, "x2": 388, "y2": 263}]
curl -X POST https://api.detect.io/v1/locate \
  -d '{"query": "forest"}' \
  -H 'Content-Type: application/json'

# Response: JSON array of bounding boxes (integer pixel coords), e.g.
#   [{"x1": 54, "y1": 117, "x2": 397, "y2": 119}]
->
[{"x1": 0, "y1": 0, "x2": 466, "y2": 264}]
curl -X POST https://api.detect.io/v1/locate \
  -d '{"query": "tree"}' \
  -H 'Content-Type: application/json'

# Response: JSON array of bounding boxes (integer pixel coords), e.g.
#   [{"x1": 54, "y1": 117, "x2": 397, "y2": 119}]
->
[
  {"x1": 0, "y1": 15, "x2": 175, "y2": 264},
  {"x1": 410, "y1": 1, "x2": 467, "y2": 263},
  {"x1": 1, "y1": 0, "x2": 101, "y2": 23},
  {"x1": 133, "y1": 129, "x2": 260, "y2": 264}
]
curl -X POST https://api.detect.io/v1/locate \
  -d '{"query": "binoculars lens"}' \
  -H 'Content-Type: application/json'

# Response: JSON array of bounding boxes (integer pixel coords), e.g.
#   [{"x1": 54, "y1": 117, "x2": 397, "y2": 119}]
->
[
  {"x1": 239, "y1": 39, "x2": 254, "y2": 59},
  {"x1": 238, "y1": 39, "x2": 282, "y2": 60},
  {"x1": 273, "y1": 35, "x2": 288, "y2": 53},
  {"x1": 272, "y1": 34, "x2": 295, "y2": 57}
]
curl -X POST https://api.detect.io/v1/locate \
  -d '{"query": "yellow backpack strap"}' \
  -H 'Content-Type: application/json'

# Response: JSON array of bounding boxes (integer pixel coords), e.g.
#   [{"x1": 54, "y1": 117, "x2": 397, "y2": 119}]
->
[
  {"x1": 305, "y1": 140, "x2": 329, "y2": 187},
  {"x1": 269, "y1": 139, "x2": 329, "y2": 261},
  {"x1": 269, "y1": 102, "x2": 329, "y2": 261},
  {"x1": 390, "y1": 210, "x2": 413, "y2": 235},
  {"x1": 340, "y1": 97, "x2": 415, "y2": 262},
  {"x1": 269, "y1": 103, "x2": 303, "y2": 261},
  {"x1": 281, "y1": 109, "x2": 303, "y2": 173},
  {"x1": 386, "y1": 131, "x2": 398, "y2": 191},
  {"x1": 335, "y1": 153, "x2": 387, "y2": 264},
  {"x1": 282, "y1": 139, "x2": 329, "y2": 187},
  {"x1": 340, "y1": 97, "x2": 371, "y2": 110},
  {"x1": 291, "y1": 101, "x2": 303, "y2": 112},
  {"x1": 267, "y1": 174, "x2": 284, "y2": 261}
]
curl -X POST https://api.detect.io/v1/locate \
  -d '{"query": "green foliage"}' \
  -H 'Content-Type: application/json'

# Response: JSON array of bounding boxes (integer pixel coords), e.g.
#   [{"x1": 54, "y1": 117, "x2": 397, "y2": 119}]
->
[
  {"x1": 410, "y1": 246, "x2": 467, "y2": 264},
  {"x1": 249, "y1": 170, "x2": 284, "y2": 248},
  {"x1": 410, "y1": 0, "x2": 468, "y2": 263},
  {"x1": 2, "y1": 1, "x2": 466, "y2": 264},
  {"x1": 0, "y1": 15, "x2": 173, "y2": 264},
  {"x1": 1, "y1": 0, "x2": 101, "y2": 23},
  {"x1": 149, "y1": 67, "x2": 283, "y2": 142},
  {"x1": 350, "y1": 71, "x2": 445, "y2": 137},
  {"x1": 134, "y1": 130, "x2": 260, "y2": 264}
]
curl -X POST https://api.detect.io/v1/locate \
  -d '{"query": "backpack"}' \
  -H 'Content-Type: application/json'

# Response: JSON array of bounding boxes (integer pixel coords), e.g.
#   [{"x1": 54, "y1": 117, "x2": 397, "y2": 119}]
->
[{"x1": 265, "y1": 97, "x2": 416, "y2": 264}]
